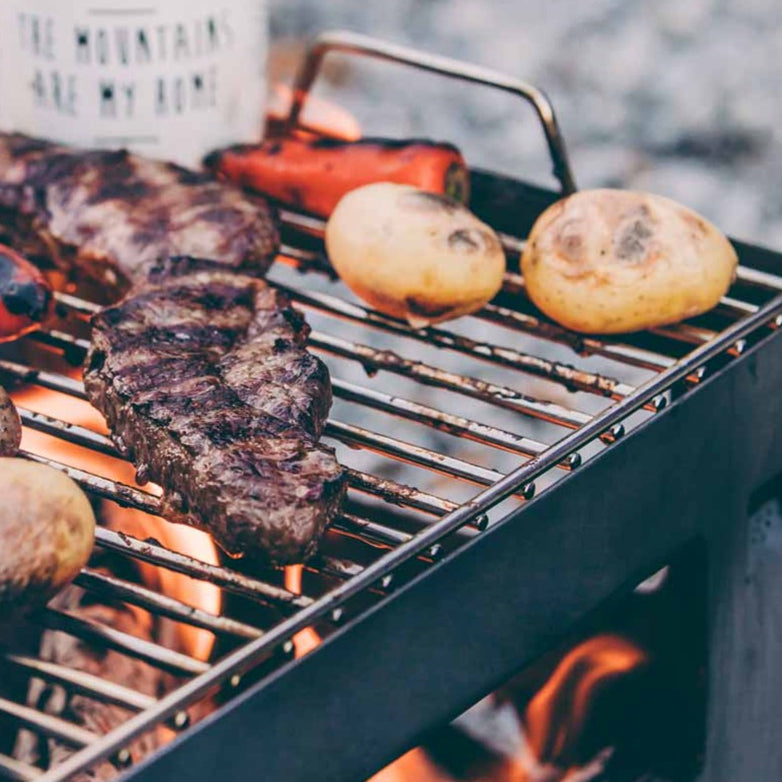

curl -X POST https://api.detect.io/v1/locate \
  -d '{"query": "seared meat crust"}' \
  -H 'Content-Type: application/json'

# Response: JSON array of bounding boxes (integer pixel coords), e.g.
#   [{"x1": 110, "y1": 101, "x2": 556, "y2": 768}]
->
[
  {"x1": 84, "y1": 260, "x2": 345, "y2": 563},
  {"x1": 0, "y1": 133, "x2": 278, "y2": 294},
  {"x1": 0, "y1": 134, "x2": 343, "y2": 563}
]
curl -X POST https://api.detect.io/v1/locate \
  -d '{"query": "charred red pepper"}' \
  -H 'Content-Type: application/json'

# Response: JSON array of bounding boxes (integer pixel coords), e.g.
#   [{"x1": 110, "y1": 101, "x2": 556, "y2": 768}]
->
[
  {"x1": 205, "y1": 136, "x2": 470, "y2": 218},
  {"x1": 0, "y1": 244, "x2": 53, "y2": 343}
]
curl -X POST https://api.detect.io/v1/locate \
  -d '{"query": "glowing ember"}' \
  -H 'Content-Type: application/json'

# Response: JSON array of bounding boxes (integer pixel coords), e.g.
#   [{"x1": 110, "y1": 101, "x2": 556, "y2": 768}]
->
[{"x1": 368, "y1": 749, "x2": 453, "y2": 782}]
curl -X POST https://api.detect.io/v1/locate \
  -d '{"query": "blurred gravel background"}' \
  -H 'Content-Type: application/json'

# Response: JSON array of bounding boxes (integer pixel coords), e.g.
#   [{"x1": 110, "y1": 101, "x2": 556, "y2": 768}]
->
[{"x1": 270, "y1": 0, "x2": 782, "y2": 247}]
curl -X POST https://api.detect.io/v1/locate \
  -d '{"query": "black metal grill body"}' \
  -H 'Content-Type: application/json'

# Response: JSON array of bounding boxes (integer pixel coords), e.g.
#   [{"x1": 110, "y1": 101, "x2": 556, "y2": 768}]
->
[{"x1": 118, "y1": 172, "x2": 782, "y2": 782}]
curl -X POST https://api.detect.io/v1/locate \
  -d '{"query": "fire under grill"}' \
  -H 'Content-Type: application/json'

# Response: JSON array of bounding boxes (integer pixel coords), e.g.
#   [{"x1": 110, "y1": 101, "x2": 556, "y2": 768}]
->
[{"x1": 2, "y1": 32, "x2": 782, "y2": 782}]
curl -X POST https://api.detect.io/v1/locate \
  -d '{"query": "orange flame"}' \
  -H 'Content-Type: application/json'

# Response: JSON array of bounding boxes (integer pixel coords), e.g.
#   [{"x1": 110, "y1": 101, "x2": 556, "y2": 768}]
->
[
  {"x1": 369, "y1": 634, "x2": 646, "y2": 782},
  {"x1": 10, "y1": 382, "x2": 221, "y2": 662},
  {"x1": 522, "y1": 635, "x2": 646, "y2": 769},
  {"x1": 284, "y1": 564, "x2": 322, "y2": 657}
]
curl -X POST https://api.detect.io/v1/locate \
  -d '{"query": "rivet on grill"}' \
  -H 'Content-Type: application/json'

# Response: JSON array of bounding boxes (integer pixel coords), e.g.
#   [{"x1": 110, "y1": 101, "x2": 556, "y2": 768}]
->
[
  {"x1": 473, "y1": 514, "x2": 489, "y2": 531},
  {"x1": 599, "y1": 423, "x2": 624, "y2": 444},
  {"x1": 565, "y1": 452, "x2": 582, "y2": 470},
  {"x1": 229, "y1": 674, "x2": 243, "y2": 688},
  {"x1": 652, "y1": 394, "x2": 668, "y2": 412},
  {"x1": 522, "y1": 482, "x2": 536, "y2": 500},
  {"x1": 774, "y1": 314, "x2": 782, "y2": 329},
  {"x1": 282, "y1": 640, "x2": 295, "y2": 656},
  {"x1": 732, "y1": 338, "x2": 747, "y2": 355},
  {"x1": 330, "y1": 607, "x2": 345, "y2": 623},
  {"x1": 172, "y1": 710, "x2": 190, "y2": 730},
  {"x1": 686, "y1": 365, "x2": 707, "y2": 386},
  {"x1": 426, "y1": 543, "x2": 443, "y2": 559},
  {"x1": 379, "y1": 573, "x2": 394, "y2": 590},
  {"x1": 112, "y1": 749, "x2": 133, "y2": 769}
]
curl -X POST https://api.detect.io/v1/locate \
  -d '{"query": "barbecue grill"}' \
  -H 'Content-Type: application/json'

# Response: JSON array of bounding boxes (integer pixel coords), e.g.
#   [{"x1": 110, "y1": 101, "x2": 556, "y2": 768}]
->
[{"x1": 1, "y1": 31, "x2": 781, "y2": 782}]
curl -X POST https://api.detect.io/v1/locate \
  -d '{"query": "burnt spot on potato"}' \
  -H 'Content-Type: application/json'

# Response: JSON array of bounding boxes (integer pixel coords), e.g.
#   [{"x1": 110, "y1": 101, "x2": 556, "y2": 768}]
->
[
  {"x1": 615, "y1": 214, "x2": 654, "y2": 262},
  {"x1": 404, "y1": 296, "x2": 456, "y2": 319}
]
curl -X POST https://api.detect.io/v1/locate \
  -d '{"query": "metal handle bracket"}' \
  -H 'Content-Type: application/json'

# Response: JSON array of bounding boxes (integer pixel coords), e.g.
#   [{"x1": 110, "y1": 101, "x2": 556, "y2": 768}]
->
[{"x1": 284, "y1": 30, "x2": 577, "y2": 194}]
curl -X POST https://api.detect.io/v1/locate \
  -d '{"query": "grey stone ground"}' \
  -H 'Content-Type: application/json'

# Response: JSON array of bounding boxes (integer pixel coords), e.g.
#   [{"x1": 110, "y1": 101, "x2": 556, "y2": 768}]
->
[{"x1": 271, "y1": 0, "x2": 782, "y2": 247}]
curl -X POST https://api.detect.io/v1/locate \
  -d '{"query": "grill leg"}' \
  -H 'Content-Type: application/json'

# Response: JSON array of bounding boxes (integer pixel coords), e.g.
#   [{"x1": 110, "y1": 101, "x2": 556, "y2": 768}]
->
[{"x1": 700, "y1": 478, "x2": 782, "y2": 781}]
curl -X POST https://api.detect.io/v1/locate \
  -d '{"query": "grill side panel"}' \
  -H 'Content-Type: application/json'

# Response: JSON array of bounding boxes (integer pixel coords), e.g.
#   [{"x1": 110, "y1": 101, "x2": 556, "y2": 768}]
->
[{"x1": 118, "y1": 321, "x2": 782, "y2": 782}]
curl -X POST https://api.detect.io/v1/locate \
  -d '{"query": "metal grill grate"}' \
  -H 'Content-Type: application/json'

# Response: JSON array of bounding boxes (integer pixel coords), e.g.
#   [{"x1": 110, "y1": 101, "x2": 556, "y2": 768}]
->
[
  {"x1": 1, "y1": 194, "x2": 782, "y2": 781},
  {"x1": 2, "y1": 32, "x2": 782, "y2": 782}
]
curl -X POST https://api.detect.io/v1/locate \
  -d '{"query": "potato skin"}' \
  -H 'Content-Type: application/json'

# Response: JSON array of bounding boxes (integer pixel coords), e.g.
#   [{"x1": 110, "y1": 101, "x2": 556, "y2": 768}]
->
[
  {"x1": 0, "y1": 459, "x2": 95, "y2": 617},
  {"x1": 325, "y1": 183, "x2": 505, "y2": 327},
  {"x1": 521, "y1": 189, "x2": 738, "y2": 334},
  {"x1": 0, "y1": 386, "x2": 21, "y2": 456}
]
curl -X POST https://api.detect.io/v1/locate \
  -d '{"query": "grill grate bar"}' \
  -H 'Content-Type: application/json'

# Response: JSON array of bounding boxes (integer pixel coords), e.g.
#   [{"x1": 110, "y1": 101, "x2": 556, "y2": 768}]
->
[
  {"x1": 327, "y1": 419, "x2": 516, "y2": 491},
  {"x1": 0, "y1": 361, "x2": 87, "y2": 400},
  {"x1": 0, "y1": 753, "x2": 41, "y2": 781},
  {"x1": 0, "y1": 697, "x2": 98, "y2": 748},
  {"x1": 736, "y1": 265, "x2": 782, "y2": 291},
  {"x1": 311, "y1": 330, "x2": 592, "y2": 429},
  {"x1": 19, "y1": 451, "x2": 162, "y2": 517},
  {"x1": 17, "y1": 408, "x2": 117, "y2": 457},
  {"x1": 333, "y1": 511, "x2": 412, "y2": 547},
  {"x1": 73, "y1": 570, "x2": 264, "y2": 641},
  {"x1": 331, "y1": 378, "x2": 580, "y2": 469},
  {"x1": 3, "y1": 655, "x2": 156, "y2": 713},
  {"x1": 39, "y1": 610, "x2": 209, "y2": 678},
  {"x1": 273, "y1": 280, "x2": 635, "y2": 398},
  {"x1": 94, "y1": 529, "x2": 313, "y2": 610},
  {"x1": 478, "y1": 303, "x2": 675, "y2": 371}
]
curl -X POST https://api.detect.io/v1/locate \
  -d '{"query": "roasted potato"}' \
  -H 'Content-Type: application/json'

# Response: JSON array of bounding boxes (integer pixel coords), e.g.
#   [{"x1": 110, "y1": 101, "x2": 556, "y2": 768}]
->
[
  {"x1": 0, "y1": 386, "x2": 21, "y2": 456},
  {"x1": 0, "y1": 459, "x2": 95, "y2": 617},
  {"x1": 325, "y1": 183, "x2": 505, "y2": 327},
  {"x1": 521, "y1": 189, "x2": 738, "y2": 334}
]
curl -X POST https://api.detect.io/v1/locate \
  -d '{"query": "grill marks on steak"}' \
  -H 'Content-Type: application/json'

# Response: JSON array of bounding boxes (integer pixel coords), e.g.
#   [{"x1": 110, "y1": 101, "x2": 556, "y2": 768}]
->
[
  {"x1": 0, "y1": 134, "x2": 343, "y2": 562},
  {"x1": 0, "y1": 133, "x2": 279, "y2": 294},
  {"x1": 85, "y1": 261, "x2": 345, "y2": 563}
]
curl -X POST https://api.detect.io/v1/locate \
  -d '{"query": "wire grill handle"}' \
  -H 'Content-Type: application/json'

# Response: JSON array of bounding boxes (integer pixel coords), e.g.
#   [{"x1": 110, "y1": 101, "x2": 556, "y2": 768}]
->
[{"x1": 283, "y1": 30, "x2": 577, "y2": 195}]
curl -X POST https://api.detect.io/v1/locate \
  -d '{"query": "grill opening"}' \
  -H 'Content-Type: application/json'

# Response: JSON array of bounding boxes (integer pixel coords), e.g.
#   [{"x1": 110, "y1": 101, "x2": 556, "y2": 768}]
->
[
  {"x1": 1, "y1": 32, "x2": 782, "y2": 782},
  {"x1": 412, "y1": 544, "x2": 708, "y2": 782}
]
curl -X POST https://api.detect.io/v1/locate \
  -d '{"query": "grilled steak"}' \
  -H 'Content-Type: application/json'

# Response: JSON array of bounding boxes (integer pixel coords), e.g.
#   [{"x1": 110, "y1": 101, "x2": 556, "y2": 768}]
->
[
  {"x1": 85, "y1": 258, "x2": 345, "y2": 563},
  {"x1": 0, "y1": 133, "x2": 278, "y2": 294},
  {"x1": 0, "y1": 134, "x2": 344, "y2": 563}
]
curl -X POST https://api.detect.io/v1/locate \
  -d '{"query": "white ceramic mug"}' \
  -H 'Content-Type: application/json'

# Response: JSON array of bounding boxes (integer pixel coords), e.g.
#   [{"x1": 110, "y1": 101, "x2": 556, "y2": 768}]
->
[{"x1": 0, "y1": 0, "x2": 268, "y2": 168}]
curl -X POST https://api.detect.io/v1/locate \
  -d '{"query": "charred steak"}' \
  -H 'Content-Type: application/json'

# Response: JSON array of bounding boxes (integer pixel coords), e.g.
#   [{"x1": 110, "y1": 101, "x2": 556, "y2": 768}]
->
[
  {"x1": 0, "y1": 134, "x2": 345, "y2": 563},
  {"x1": 85, "y1": 259, "x2": 345, "y2": 563},
  {"x1": 0, "y1": 133, "x2": 278, "y2": 293}
]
